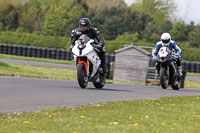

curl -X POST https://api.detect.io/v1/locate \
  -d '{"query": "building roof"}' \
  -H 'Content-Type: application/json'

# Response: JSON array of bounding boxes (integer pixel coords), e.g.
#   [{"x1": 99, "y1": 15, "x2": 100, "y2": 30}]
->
[{"x1": 115, "y1": 44, "x2": 151, "y2": 56}]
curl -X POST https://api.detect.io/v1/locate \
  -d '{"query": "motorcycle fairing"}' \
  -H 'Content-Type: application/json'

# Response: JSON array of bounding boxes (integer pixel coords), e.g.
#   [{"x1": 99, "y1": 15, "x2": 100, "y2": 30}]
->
[
  {"x1": 157, "y1": 47, "x2": 172, "y2": 63},
  {"x1": 72, "y1": 38, "x2": 101, "y2": 78},
  {"x1": 87, "y1": 52, "x2": 101, "y2": 77},
  {"x1": 158, "y1": 47, "x2": 168, "y2": 57},
  {"x1": 72, "y1": 40, "x2": 94, "y2": 56}
]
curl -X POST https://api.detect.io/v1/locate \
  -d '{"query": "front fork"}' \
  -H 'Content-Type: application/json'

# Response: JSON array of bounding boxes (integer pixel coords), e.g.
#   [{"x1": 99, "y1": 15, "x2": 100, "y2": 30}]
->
[
  {"x1": 160, "y1": 62, "x2": 176, "y2": 85},
  {"x1": 160, "y1": 64, "x2": 169, "y2": 77},
  {"x1": 76, "y1": 57, "x2": 90, "y2": 76}
]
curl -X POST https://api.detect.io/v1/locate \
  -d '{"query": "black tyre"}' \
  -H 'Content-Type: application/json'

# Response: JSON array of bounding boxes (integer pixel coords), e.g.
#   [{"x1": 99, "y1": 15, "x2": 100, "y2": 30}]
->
[
  {"x1": 172, "y1": 80, "x2": 180, "y2": 90},
  {"x1": 93, "y1": 75, "x2": 105, "y2": 89},
  {"x1": 160, "y1": 68, "x2": 168, "y2": 89},
  {"x1": 77, "y1": 63, "x2": 88, "y2": 88}
]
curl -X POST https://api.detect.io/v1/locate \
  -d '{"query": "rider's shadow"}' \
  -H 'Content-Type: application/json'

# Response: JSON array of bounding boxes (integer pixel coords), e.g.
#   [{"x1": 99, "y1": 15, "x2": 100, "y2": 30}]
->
[{"x1": 84, "y1": 87, "x2": 135, "y2": 92}]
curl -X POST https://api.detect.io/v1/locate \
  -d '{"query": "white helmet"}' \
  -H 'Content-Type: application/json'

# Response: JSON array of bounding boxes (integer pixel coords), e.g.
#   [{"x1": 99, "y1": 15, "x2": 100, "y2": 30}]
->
[{"x1": 161, "y1": 32, "x2": 171, "y2": 46}]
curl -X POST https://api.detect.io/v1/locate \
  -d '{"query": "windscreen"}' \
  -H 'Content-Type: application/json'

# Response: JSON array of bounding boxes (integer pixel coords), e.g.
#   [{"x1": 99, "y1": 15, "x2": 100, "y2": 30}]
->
[{"x1": 78, "y1": 35, "x2": 91, "y2": 45}]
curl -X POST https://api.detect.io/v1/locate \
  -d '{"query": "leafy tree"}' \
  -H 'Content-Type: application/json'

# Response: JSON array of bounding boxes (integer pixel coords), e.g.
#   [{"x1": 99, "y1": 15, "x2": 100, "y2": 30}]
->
[
  {"x1": 0, "y1": 22, "x2": 4, "y2": 31},
  {"x1": 170, "y1": 22, "x2": 188, "y2": 41},
  {"x1": 89, "y1": 8, "x2": 153, "y2": 40},
  {"x1": 41, "y1": 0, "x2": 86, "y2": 36},
  {"x1": 85, "y1": 0, "x2": 127, "y2": 11},
  {"x1": 189, "y1": 25, "x2": 200, "y2": 47},
  {"x1": 18, "y1": 0, "x2": 50, "y2": 32},
  {"x1": 186, "y1": 21, "x2": 195, "y2": 33},
  {"x1": 0, "y1": 0, "x2": 21, "y2": 30},
  {"x1": 141, "y1": 21, "x2": 159, "y2": 41},
  {"x1": 130, "y1": 0, "x2": 175, "y2": 24},
  {"x1": 41, "y1": 4, "x2": 70, "y2": 36},
  {"x1": 141, "y1": 20, "x2": 173, "y2": 42},
  {"x1": 115, "y1": 32, "x2": 139, "y2": 42},
  {"x1": 158, "y1": 20, "x2": 173, "y2": 33}
]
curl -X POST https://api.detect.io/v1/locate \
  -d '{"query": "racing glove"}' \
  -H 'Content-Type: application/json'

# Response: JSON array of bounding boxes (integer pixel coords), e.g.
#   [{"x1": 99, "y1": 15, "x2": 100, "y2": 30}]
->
[
  {"x1": 152, "y1": 56, "x2": 157, "y2": 61},
  {"x1": 93, "y1": 44, "x2": 102, "y2": 51},
  {"x1": 96, "y1": 44, "x2": 102, "y2": 49},
  {"x1": 174, "y1": 53, "x2": 179, "y2": 57},
  {"x1": 69, "y1": 44, "x2": 73, "y2": 52}
]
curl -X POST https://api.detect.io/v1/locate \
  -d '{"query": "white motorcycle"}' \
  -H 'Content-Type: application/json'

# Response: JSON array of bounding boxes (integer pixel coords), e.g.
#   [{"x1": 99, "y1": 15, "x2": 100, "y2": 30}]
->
[{"x1": 72, "y1": 35, "x2": 105, "y2": 89}]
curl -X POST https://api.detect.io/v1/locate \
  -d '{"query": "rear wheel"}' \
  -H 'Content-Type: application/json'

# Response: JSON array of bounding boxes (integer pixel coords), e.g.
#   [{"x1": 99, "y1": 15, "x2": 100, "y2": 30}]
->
[
  {"x1": 77, "y1": 63, "x2": 88, "y2": 88},
  {"x1": 93, "y1": 74, "x2": 105, "y2": 89},
  {"x1": 160, "y1": 67, "x2": 168, "y2": 89}
]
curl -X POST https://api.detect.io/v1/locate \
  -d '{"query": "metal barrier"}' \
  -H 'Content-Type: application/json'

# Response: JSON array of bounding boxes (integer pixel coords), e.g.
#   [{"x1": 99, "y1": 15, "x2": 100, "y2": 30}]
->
[
  {"x1": 182, "y1": 62, "x2": 200, "y2": 73},
  {"x1": 146, "y1": 67, "x2": 159, "y2": 81},
  {"x1": 0, "y1": 44, "x2": 115, "y2": 63}
]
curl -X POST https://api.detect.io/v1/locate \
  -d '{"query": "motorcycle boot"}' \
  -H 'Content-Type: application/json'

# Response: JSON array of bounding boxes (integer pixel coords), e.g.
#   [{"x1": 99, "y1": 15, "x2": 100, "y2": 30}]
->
[
  {"x1": 100, "y1": 52, "x2": 107, "y2": 76},
  {"x1": 177, "y1": 66, "x2": 182, "y2": 78}
]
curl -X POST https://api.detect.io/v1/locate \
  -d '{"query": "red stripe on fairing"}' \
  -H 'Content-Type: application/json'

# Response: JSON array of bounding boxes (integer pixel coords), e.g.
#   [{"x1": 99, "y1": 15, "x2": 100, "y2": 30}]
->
[{"x1": 77, "y1": 61, "x2": 88, "y2": 74}]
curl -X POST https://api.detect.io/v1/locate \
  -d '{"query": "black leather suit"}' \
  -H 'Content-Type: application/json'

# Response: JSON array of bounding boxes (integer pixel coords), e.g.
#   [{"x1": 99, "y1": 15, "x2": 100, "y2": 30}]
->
[{"x1": 69, "y1": 27, "x2": 107, "y2": 73}]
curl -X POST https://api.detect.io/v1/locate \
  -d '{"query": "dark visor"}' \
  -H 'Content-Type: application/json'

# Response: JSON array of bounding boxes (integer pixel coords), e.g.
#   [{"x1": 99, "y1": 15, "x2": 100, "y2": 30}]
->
[
  {"x1": 81, "y1": 26, "x2": 88, "y2": 30},
  {"x1": 162, "y1": 39, "x2": 170, "y2": 44}
]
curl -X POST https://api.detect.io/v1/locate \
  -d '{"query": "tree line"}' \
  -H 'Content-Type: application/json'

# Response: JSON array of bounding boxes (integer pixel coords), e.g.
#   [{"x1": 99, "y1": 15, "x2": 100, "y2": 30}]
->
[{"x1": 0, "y1": 0, "x2": 200, "y2": 58}]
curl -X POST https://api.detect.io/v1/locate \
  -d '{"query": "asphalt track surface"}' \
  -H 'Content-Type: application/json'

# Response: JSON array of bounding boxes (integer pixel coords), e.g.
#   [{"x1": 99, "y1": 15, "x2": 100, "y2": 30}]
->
[{"x1": 1, "y1": 76, "x2": 200, "y2": 114}]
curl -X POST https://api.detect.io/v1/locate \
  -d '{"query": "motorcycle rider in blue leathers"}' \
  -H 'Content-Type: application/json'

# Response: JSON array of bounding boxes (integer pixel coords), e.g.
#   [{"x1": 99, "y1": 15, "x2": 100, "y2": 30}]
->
[{"x1": 152, "y1": 32, "x2": 182, "y2": 77}]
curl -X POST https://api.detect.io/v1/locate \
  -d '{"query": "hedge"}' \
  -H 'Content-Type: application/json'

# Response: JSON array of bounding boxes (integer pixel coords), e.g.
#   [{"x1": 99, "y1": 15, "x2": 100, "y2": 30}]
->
[
  {"x1": 181, "y1": 47, "x2": 200, "y2": 62},
  {"x1": 0, "y1": 31, "x2": 133, "y2": 53},
  {"x1": 0, "y1": 31, "x2": 70, "y2": 49}
]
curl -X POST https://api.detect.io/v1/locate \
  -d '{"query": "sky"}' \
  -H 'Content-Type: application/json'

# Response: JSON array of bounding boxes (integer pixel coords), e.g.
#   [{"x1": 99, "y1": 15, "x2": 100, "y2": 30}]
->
[{"x1": 125, "y1": 0, "x2": 200, "y2": 25}]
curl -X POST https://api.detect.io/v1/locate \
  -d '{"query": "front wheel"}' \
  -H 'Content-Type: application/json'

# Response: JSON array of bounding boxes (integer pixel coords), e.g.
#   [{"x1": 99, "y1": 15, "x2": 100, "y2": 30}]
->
[
  {"x1": 93, "y1": 74, "x2": 105, "y2": 89},
  {"x1": 77, "y1": 63, "x2": 88, "y2": 88},
  {"x1": 160, "y1": 67, "x2": 168, "y2": 89}
]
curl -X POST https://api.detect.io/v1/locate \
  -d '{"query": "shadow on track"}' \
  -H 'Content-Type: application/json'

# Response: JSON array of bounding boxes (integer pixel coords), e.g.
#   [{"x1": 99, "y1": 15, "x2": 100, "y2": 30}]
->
[
  {"x1": 84, "y1": 87, "x2": 135, "y2": 92},
  {"x1": 66, "y1": 84, "x2": 135, "y2": 92}
]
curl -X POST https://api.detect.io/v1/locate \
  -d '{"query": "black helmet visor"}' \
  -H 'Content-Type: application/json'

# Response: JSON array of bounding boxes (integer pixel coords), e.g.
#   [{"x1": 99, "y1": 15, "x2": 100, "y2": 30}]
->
[{"x1": 162, "y1": 39, "x2": 170, "y2": 44}]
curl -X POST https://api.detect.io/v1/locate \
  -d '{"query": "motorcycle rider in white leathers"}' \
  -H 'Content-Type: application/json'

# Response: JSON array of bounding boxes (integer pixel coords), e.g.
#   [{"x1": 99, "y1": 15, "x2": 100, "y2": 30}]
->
[{"x1": 152, "y1": 32, "x2": 182, "y2": 77}]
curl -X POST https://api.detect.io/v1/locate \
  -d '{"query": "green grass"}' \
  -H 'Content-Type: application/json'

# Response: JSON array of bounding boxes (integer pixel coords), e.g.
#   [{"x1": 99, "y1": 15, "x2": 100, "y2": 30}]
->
[
  {"x1": 0, "y1": 60, "x2": 145, "y2": 85},
  {"x1": 0, "y1": 96, "x2": 200, "y2": 132},
  {"x1": 187, "y1": 72, "x2": 200, "y2": 77},
  {"x1": 106, "y1": 79, "x2": 145, "y2": 85},
  {"x1": 184, "y1": 80, "x2": 200, "y2": 89},
  {"x1": 0, "y1": 54, "x2": 75, "y2": 65},
  {"x1": 0, "y1": 61, "x2": 10, "y2": 67},
  {"x1": 0, "y1": 61, "x2": 77, "y2": 80}
]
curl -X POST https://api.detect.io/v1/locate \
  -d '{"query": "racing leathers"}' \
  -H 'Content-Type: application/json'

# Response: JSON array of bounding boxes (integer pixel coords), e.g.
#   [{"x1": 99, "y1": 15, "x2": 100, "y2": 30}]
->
[{"x1": 69, "y1": 27, "x2": 107, "y2": 74}]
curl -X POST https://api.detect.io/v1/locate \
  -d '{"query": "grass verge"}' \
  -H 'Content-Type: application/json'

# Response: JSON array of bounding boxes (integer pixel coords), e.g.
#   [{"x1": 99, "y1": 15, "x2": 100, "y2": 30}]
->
[
  {"x1": 187, "y1": 72, "x2": 200, "y2": 77},
  {"x1": 0, "y1": 61, "x2": 145, "y2": 85},
  {"x1": 184, "y1": 80, "x2": 200, "y2": 89},
  {"x1": 106, "y1": 79, "x2": 145, "y2": 85},
  {"x1": 0, "y1": 61, "x2": 76, "y2": 80},
  {"x1": 0, "y1": 54, "x2": 74, "y2": 65},
  {"x1": 0, "y1": 96, "x2": 200, "y2": 132}
]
